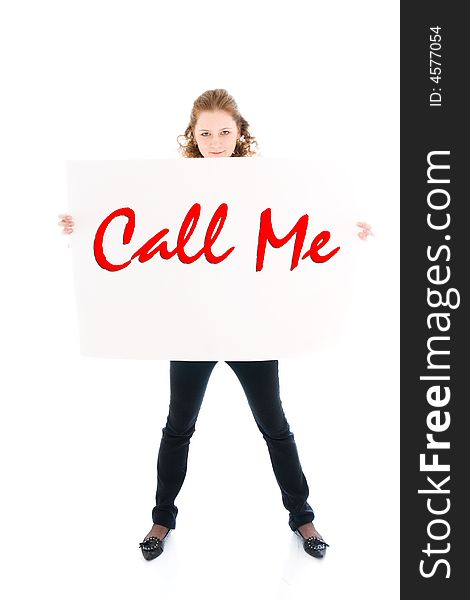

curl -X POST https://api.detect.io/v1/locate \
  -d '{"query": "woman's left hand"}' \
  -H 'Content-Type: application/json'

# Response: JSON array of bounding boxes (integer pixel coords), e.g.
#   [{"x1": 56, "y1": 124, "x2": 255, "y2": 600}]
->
[{"x1": 356, "y1": 221, "x2": 374, "y2": 241}]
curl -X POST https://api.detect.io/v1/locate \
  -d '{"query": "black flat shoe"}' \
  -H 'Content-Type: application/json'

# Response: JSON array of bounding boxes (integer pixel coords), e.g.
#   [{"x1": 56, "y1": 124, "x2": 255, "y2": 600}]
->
[
  {"x1": 139, "y1": 529, "x2": 171, "y2": 561},
  {"x1": 295, "y1": 528, "x2": 329, "y2": 558}
]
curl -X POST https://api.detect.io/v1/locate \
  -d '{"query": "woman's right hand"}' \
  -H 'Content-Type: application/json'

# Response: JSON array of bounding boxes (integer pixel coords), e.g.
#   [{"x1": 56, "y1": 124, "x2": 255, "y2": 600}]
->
[{"x1": 58, "y1": 213, "x2": 74, "y2": 234}]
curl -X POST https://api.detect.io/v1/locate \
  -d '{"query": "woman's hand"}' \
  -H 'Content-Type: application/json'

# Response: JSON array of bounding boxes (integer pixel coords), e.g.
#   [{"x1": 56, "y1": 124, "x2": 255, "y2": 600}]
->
[
  {"x1": 58, "y1": 214, "x2": 74, "y2": 234},
  {"x1": 356, "y1": 221, "x2": 373, "y2": 241}
]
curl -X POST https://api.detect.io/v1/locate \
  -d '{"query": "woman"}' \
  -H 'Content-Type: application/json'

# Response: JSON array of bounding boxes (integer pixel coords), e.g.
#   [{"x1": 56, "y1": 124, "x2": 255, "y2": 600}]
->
[{"x1": 59, "y1": 88, "x2": 373, "y2": 561}]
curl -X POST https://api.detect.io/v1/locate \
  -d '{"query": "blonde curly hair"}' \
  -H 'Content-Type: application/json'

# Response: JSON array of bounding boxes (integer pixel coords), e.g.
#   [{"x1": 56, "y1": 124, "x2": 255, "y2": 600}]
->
[{"x1": 177, "y1": 89, "x2": 259, "y2": 158}]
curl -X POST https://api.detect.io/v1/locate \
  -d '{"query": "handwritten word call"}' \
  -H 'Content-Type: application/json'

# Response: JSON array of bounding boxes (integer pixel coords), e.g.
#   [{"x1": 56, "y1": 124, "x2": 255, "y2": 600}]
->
[{"x1": 93, "y1": 203, "x2": 340, "y2": 272}]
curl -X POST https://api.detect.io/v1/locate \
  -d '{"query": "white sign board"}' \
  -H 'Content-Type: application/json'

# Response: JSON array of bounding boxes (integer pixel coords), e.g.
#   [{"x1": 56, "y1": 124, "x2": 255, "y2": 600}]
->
[{"x1": 67, "y1": 157, "x2": 358, "y2": 360}]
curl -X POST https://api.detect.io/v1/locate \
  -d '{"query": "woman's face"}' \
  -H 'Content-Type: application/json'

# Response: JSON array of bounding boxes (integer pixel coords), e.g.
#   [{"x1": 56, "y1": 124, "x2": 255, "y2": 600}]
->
[{"x1": 194, "y1": 110, "x2": 240, "y2": 158}]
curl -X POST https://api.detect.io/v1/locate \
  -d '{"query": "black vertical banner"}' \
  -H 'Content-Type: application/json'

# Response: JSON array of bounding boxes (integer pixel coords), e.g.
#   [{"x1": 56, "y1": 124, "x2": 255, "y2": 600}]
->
[{"x1": 401, "y1": 2, "x2": 466, "y2": 597}]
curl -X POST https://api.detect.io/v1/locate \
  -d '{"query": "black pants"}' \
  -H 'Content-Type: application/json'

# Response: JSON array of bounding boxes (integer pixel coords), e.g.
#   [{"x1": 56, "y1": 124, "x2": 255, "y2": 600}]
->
[{"x1": 152, "y1": 360, "x2": 314, "y2": 531}]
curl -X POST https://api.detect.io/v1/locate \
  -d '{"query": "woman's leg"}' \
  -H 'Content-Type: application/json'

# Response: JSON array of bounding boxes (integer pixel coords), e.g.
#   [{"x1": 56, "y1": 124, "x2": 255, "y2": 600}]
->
[
  {"x1": 226, "y1": 360, "x2": 315, "y2": 531},
  {"x1": 151, "y1": 360, "x2": 217, "y2": 529}
]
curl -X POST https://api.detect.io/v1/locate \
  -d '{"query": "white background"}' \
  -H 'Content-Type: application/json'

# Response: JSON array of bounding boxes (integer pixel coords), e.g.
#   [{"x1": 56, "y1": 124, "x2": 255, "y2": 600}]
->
[{"x1": 0, "y1": 1, "x2": 399, "y2": 599}]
